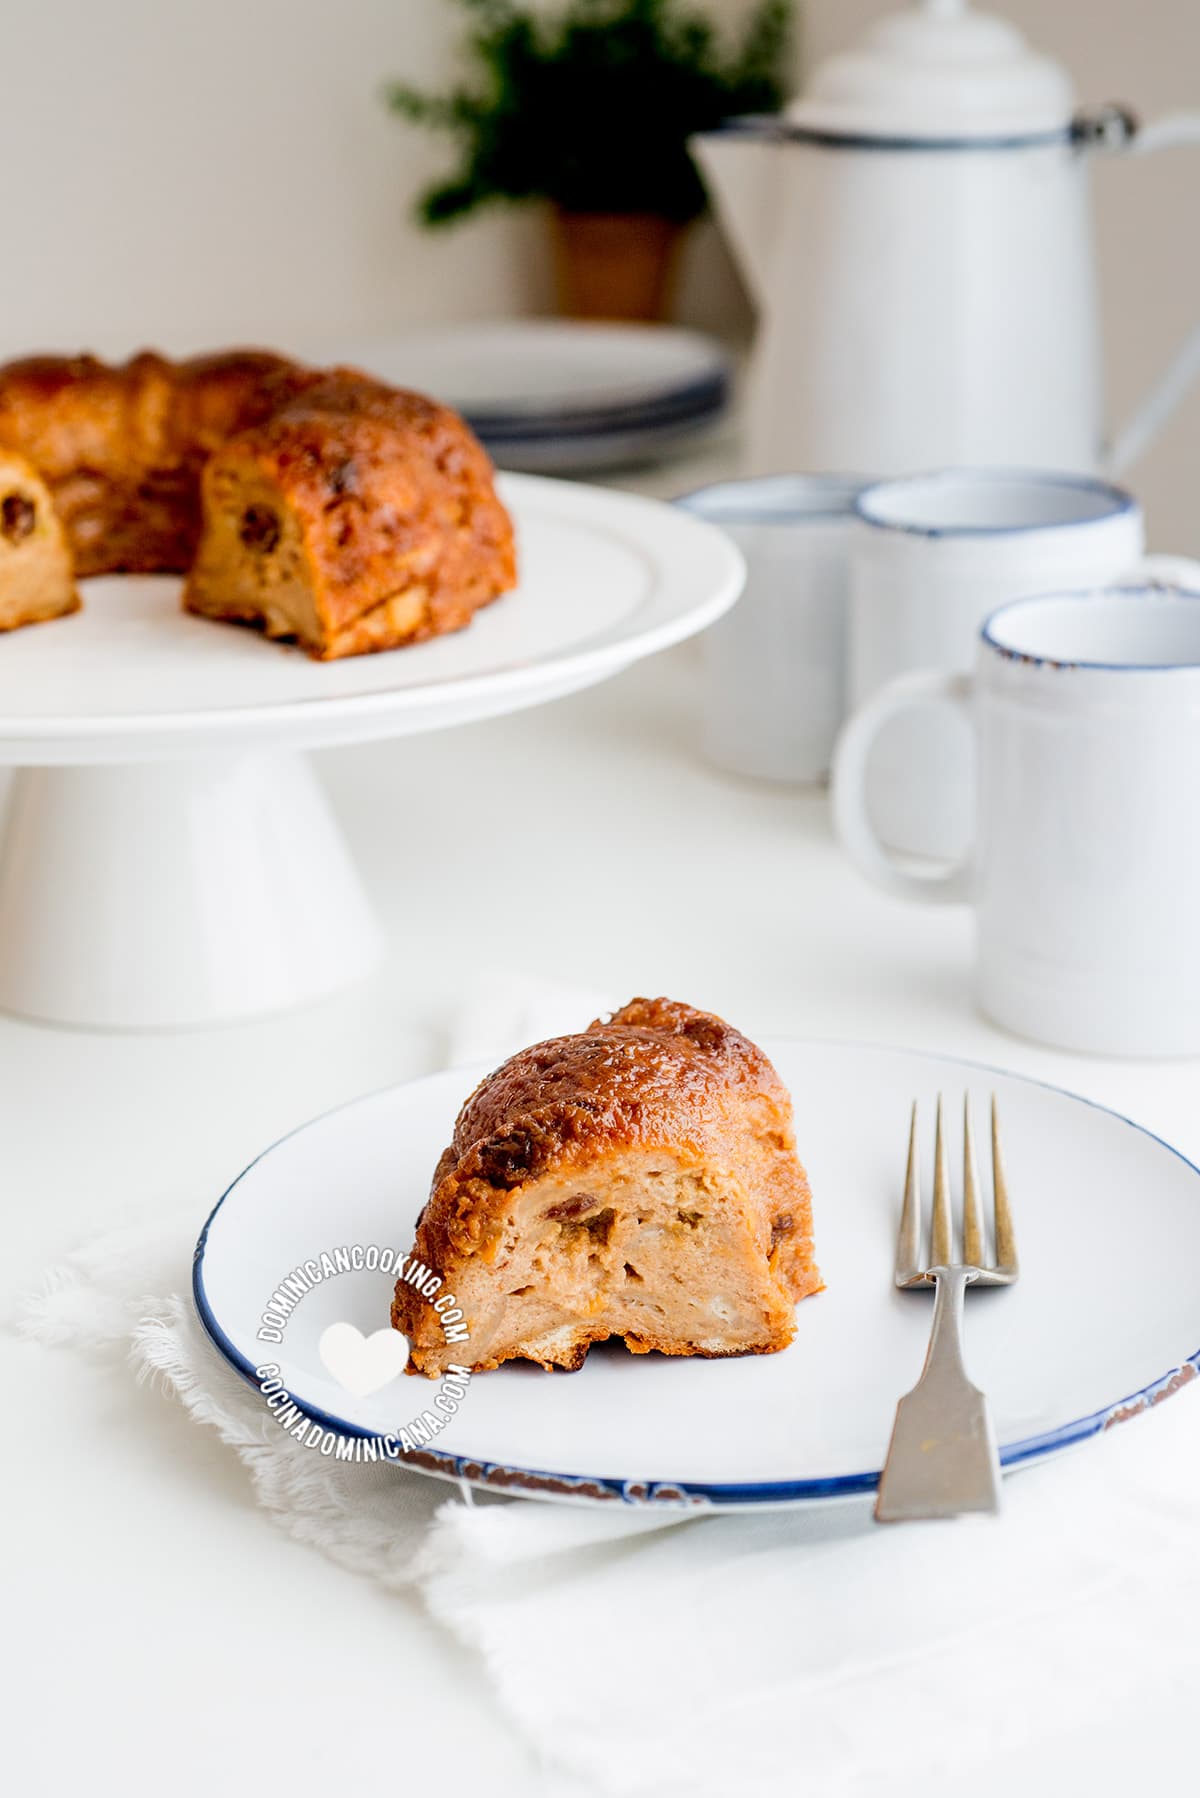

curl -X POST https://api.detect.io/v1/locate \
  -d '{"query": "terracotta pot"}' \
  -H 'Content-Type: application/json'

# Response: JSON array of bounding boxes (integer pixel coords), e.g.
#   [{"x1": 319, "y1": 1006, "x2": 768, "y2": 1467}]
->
[{"x1": 550, "y1": 209, "x2": 686, "y2": 323}]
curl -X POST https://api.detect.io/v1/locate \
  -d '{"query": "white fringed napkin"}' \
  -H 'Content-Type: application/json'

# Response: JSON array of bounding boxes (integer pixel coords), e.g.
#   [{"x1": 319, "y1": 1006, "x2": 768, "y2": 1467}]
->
[{"x1": 17, "y1": 975, "x2": 1200, "y2": 1797}]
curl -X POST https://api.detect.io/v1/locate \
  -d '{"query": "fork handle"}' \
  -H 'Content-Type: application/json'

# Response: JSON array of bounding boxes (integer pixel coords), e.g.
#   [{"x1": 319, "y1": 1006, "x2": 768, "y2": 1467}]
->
[
  {"x1": 874, "y1": 1268, "x2": 1002, "y2": 1522},
  {"x1": 921, "y1": 1264, "x2": 972, "y2": 1383}
]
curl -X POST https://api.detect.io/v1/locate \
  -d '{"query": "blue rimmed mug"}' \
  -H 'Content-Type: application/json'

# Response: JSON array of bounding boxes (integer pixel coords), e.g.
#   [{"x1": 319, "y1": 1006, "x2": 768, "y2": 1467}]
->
[
  {"x1": 834, "y1": 584, "x2": 1200, "y2": 1057},
  {"x1": 844, "y1": 469, "x2": 1200, "y2": 862}
]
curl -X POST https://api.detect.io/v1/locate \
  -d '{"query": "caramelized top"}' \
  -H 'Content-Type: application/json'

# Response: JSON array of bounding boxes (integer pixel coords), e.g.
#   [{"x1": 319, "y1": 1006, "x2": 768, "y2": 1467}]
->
[
  {"x1": 0, "y1": 348, "x2": 310, "y2": 481},
  {"x1": 217, "y1": 369, "x2": 492, "y2": 498},
  {"x1": 445, "y1": 997, "x2": 791, "y2": 1192}
]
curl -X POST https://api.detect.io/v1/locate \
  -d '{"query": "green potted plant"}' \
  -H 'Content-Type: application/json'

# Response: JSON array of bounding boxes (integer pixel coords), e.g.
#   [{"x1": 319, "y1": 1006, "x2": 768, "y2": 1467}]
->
[{"x1": 387, "y1": 0, "x2": 791, "y2": 322}]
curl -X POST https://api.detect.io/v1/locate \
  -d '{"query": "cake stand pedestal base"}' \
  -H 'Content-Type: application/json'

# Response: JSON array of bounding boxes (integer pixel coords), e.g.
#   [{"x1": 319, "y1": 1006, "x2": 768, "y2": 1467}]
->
[{"x1": 0, "y1": 753, "x2": 383, "y2": 1030}]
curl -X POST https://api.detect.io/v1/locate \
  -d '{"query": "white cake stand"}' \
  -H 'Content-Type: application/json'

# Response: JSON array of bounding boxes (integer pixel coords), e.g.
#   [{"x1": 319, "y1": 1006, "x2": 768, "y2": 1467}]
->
[{"x1": 0, "y1": 475, "x2": 741, "y2": 1029}]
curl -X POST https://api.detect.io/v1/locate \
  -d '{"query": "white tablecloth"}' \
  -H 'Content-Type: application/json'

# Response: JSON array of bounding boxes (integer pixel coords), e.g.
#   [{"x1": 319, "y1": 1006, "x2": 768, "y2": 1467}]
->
[{"x1": 7, "y1": 638, "x2": 1200, "y2": 1797}]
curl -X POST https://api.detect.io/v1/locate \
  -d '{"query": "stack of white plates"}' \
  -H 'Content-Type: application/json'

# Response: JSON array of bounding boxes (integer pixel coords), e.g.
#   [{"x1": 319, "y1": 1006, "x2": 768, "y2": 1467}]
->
[{"x1": 319, "y1": 321, "x2": 731, "y2": 474}]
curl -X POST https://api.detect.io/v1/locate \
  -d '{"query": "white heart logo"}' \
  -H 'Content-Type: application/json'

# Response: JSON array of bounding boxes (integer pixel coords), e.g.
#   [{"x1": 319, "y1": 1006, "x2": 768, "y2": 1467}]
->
[{"x1": 318, "y1": 1321, "x2": 410, "y2": 1397}]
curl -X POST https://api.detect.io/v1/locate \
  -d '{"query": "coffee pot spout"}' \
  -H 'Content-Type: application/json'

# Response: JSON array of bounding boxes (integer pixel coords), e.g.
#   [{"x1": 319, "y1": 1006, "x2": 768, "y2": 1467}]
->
[{"x1": 689, "y1": 126, "x2": 785, "y2": 310}]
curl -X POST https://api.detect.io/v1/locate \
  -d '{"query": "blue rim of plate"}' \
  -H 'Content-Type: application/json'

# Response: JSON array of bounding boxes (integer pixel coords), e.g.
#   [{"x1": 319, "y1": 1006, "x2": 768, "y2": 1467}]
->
[{"x1": 192, "y1": 1041, "x2": 1200, "y2": 1508}]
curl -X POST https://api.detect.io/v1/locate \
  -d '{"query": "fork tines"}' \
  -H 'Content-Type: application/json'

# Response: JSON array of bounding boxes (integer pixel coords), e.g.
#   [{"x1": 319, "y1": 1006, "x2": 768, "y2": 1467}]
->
[{"x1": 895, "y1": 1094, "x2": 1018, "y2": 1287}]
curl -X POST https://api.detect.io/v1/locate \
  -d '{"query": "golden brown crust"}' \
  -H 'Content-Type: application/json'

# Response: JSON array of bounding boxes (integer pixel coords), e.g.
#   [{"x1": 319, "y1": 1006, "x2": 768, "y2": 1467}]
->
[
  {"x1": 0, "y1": 349, "x2": 315, "y2": 578},
  {"x1": 394, "y1": 998, "x2": 821, "y2": 1374},
  {"x1": 0, "y1": 349, "x2": 515, "y2": 654},
  {"x1": 164, "y1": 350, "x2": 317, "y2": 456},
  {"x1": 440, "y1": 994, "x2": 793, "y2": 1196}
]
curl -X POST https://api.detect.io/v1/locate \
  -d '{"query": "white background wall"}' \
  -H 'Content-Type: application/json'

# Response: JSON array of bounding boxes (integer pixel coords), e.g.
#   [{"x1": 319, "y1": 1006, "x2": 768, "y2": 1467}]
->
[{"x1": 3, "y1": 0, "x2": 1198, "y2": 546}]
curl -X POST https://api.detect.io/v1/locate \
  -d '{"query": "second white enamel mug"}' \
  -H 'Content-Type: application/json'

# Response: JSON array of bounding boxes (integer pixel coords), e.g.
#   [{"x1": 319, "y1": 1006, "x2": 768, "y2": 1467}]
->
[
  {"x1": 833, "y1": 585, "x2": 1200, "y2": 1057},
  {"x1": 679, "y1": 474, "x2": 865, "y2": 783},
  {"x1": 845, "y1": 470, "x2": 1200, "y2": 861}
]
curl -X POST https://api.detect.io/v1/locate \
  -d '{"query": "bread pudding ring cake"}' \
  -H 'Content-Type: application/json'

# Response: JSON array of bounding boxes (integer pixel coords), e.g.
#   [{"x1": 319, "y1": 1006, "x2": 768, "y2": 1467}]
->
[
  {"x1": 394, "y1": 997, "x2": 821, "y2": 1375},
  {"x1": 0, "y1": 350, "x2": 312, "y2": 578},
  {"x1": 0, "y1": 349, "x2": 516, "y2": 658}
]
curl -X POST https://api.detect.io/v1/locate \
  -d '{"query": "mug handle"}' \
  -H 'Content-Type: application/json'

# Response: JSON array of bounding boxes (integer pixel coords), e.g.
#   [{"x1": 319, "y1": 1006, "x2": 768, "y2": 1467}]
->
[{"x1": 832, "y1": 670, "x2": 975, "y2": 904}]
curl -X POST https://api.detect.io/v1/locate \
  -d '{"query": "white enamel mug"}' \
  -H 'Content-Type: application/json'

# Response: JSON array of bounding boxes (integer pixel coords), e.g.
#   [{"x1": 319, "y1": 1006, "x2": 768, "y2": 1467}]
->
[
  {"x1": 833, "y1": 585, "x2": 1200, "y2": 1057},
  {"x1": 845, "y1": 470, "x2": 1200, "y2": 861},
  {"x1": 679, "y1": 475, "x2": 866, "y2": 783}
]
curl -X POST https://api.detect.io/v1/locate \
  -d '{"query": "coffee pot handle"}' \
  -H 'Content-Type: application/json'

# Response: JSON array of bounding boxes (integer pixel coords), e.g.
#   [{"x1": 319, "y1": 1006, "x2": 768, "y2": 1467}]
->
[{"x1": 1093, "y1": 106, "x2": 1200, "y2": 476}]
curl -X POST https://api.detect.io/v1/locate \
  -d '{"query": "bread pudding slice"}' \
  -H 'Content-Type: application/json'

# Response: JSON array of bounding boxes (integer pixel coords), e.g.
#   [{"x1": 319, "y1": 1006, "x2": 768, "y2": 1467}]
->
[
  {"x1": 0, "y1": 450, "x2": 79, "y2": 630},
  {"x1": 182, "y1": 373, "x2": 516, "y2": 660},
  {"x1": 394, "y1": 998, "x2": 821, "y2": 1375}
]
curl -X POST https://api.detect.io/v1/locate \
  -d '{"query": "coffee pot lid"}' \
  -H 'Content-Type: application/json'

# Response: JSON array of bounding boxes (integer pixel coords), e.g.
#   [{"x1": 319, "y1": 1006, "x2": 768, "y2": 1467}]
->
[{"x1": 787, "y1": 0, "x2": 1075, "y2": 142}]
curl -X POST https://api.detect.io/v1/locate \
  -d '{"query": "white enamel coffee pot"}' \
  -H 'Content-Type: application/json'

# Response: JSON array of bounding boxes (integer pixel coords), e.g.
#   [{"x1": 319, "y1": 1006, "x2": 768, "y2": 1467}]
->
[{"x1": 692, "y1": 0, "x2": 1200, "y2": 478}]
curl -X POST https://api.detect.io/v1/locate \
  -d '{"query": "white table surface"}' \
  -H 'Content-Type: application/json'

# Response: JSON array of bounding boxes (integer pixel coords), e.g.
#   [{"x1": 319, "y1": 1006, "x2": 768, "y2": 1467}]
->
[{"x1": 6, "y1": 438, "x2": 1199, "y2": 1795}]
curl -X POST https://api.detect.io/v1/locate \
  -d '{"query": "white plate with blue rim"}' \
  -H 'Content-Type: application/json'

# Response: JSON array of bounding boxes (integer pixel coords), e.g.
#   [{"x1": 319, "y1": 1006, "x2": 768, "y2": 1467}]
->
[
  {"x1": 315, "y1": 322, "x2": 731, "y2": 472},
  {"x1": 194, "y1": 1038, "x2": 1200, "y2": 1508}
]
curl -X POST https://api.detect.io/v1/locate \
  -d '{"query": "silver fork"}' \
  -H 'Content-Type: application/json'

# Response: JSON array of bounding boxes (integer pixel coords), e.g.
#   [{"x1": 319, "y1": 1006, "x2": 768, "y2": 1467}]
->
[{"x1": 874, "y1": 1094, "x2": 1019, "y2": 1524}]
